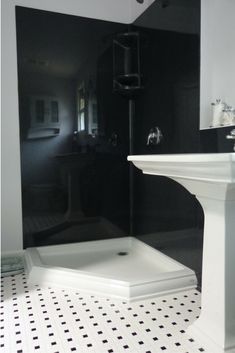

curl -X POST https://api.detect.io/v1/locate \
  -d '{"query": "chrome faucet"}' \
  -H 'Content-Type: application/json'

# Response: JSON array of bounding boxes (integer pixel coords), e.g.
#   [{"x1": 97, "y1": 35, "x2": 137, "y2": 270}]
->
[
  {"x1": 146, "y1": 126, "x2": 163, "y2": 146},
  {"x1": 226, "y1": 129, "x2": 235, "y2": 151}
]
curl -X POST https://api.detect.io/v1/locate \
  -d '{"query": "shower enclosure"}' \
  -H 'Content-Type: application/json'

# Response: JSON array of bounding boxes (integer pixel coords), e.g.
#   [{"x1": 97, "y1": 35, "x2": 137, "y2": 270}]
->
[{"x1": 16, "y1": 2, "x2": 203, "y2": 282}]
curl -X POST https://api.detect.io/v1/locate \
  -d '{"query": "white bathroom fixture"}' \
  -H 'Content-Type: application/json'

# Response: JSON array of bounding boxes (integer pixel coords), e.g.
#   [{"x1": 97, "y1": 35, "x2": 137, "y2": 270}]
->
[
  {"x1": 24, "y1": 237, "x2": 197, "y2": 301},
  {"x1": 128, "y1": 153, "x2": 235, "y2": 353}
]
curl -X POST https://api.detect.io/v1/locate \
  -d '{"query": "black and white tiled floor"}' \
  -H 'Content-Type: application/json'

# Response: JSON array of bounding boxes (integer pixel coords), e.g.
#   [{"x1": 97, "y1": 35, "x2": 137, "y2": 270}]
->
[{"x1": 0, "y1": 273, "x2": 206, "y2": 353}]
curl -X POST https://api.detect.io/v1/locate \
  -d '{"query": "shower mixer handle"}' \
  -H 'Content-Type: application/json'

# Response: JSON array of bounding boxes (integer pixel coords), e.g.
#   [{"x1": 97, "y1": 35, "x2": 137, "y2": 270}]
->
[{"x1": 146, "y1": 126, "x2": 163, "y2": 146}]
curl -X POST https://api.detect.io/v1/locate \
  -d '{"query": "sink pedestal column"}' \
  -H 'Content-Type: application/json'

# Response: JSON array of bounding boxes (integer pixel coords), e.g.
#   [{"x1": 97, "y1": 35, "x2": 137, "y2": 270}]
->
[
  {"x1": 128, "y1": 153, "x2": 235, "y2": 353},
  {"x1": 55, "y1": 153, "x2": 93, "y2": 222},
  {"x1": 177, "y1": 179, "x2": 235, "y2": 353}
]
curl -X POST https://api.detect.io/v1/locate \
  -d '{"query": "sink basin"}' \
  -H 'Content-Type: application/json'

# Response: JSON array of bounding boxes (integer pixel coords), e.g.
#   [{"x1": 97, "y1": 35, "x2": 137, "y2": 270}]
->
[
  {"x1": 128, "y1": 153, "x2": 235, "y2": 182},
  {"x1": 128, "y1": 153, "x2": 235, "y2": 353}
]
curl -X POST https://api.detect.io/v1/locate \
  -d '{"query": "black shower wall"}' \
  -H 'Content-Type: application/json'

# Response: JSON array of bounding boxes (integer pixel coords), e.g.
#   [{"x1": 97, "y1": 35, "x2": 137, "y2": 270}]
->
[
  {"x1": 132, "y1": 29, "x2": 202, "y2": 235},
  {"x1": 96, "y1": 46, "x2": 130, "y2": 230},
  {"x1": 16, "y1": 7, "x2": 130, "y2": 247},
  {"x1": 131, "y1": 25, "x2": 233, "y2": 237},
  {"x1": 133, "y1": 29, "x2": 200, "y2": 154},
  {"x1": 200, "y1": 126, "x2": 235, "y2": 153},
  {"x1": 16, "y1": 5, "x2": 232, "y2": 250}
]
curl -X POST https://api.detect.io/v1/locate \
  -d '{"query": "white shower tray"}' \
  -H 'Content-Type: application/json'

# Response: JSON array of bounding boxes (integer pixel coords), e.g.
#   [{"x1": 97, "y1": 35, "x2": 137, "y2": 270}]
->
[{"x1": 24, "y1": 237, "x2": 197, "y2": 301}]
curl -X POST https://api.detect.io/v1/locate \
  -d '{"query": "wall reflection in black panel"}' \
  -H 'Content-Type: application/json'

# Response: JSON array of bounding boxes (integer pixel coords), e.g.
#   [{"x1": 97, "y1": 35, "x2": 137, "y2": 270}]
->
[
  {"x1": 132, "y1": 28, "x2": 202, "y2": 236},
  {"x1": 16, "y1": 2, "x2": 205, "y2": 285},
  {"x1": 132, "y1": 2, "x2": 202, "y2": 236},
  {"x1": 131, "y1": 1, "x2": 203, "y2": 284},
  {"x1": 16, "y1": 7, "x2": 129, "y2": 247}
]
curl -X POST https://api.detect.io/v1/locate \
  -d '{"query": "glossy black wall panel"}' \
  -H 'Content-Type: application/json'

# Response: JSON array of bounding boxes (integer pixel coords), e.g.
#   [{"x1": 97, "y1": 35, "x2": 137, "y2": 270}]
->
[
  {"x1": 16, "y1": 3, "x2": 215, "y2": 256},
  {"x1": 132, "y1": 29, "x2": 202, "y2": 235},
  {"x1": 16, "y1": 7, "x2": 129, "y2": 247},
  {"x1": 200, "y1": 126, "x2": 235, "y2": 153}
]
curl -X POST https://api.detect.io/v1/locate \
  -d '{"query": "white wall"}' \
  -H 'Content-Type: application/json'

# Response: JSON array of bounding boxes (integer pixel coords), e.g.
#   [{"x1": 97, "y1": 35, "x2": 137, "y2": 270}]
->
[
  {"x1": 130, "y1": 0, "x2": 155, "y2": 23},
  {"x1": 200, "y1": 0, "x2": 235, "y2": 129},
  {"x1": 1, "y1": 0, "x2": 135, "y2": 253}
]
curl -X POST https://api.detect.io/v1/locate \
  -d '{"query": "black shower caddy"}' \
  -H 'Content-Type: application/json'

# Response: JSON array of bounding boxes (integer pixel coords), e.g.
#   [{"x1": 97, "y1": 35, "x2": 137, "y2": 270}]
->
[{"x1": 113, "y1": 31, "x2": 143, "y2": 96}]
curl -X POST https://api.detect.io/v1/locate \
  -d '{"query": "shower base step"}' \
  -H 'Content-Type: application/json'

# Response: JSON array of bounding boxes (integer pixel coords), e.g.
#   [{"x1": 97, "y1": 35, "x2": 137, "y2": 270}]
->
[{"x1": 24, "y1": 237, "x2": 197, "y2": 301}]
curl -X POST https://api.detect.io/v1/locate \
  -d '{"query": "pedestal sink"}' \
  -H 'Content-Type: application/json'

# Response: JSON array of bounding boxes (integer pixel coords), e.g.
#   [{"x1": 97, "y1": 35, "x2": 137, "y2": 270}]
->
[
  {"x1": 128, "y1": 153, "x2": 235, "y2": 353},
  {"x1": 55, "y1": 153, "x2": 94, "y2": 221}
]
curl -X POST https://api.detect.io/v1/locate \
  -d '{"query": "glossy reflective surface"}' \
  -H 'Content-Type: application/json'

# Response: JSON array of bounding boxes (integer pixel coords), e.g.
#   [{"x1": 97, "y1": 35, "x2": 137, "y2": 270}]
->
[
  {"x1": 16, "y1": 4, "x2": 206, "y2": 287},
  {"x1": 16, "y1": 7, "x2": 130, "y2": 248}
]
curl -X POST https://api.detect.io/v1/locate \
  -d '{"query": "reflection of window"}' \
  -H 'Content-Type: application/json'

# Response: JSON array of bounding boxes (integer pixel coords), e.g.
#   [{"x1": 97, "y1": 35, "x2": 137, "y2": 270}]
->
[
  {"x1": 87, "y1": 79, "x2": 98, "y2": 135},
  {"x1": 78, "y1": 85, "x2": 85, "y2": 131},
  {"x1": 80, "y1": 111, "x2": 85, "y2": 130},
  {"x1": 77, "y1": 80, "x2": 98, "y2": 134},
  {"x1": 80, "y1": 96, "x2": 85, "y2": 110}
]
